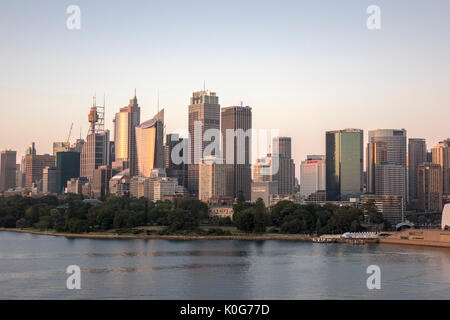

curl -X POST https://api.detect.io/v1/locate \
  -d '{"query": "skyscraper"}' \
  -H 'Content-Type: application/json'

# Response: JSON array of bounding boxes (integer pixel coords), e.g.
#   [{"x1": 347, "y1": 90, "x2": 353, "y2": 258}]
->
[
  {"x1": 187, "y1": 90, "x2": 220, "y2": 196},
  {"x1": 80, "y1": 101, "x2": 110, "y2": 180},
  {"x1": 272, "y1": 137, "x2": 295, "y2": 195},
  {"x1": 25, "y1": 153, "x2": 55, "y2": 188},
  {"x1": 408, "y1": 138, "x2": 427, "y2": 204},
  {"x1": 113, "y1": 92, "x2": 140, "y2": 176},
  {"x1": 326, "y1": 129, "x2": 363, "y2": 201},
  {"x1": 165, "y1": 133, "x2": 187, "y2": 188},
  {"x1": 56, "y1": 151, "x2": 80, "y2": 194},
  {"x1": 300, "y1": 155, "x2": 326, "y2": 199},
  {"x1": 432, "y1": 139, "x2": 450, "y2": 198},
  {"x1": 0, "y1": 150, "x2": 17, "y2": 192},
  {"x1": 417, "y1": 162, "x2": 443, "y2": 212},
  {"x1": 135, "y1": 109, "x2": 164, "y2": 177},
  {"x1": 221, "y1": 105, "x2": 252, "y2": 200},
  {"x1": 367, "y1": 129, "x2": 407, "y2": 207}
]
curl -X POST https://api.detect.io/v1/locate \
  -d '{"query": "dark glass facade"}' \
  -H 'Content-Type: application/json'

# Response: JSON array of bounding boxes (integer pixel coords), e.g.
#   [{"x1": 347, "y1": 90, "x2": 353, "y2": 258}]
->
[
  {"x1": 326, "y1": 129, "x2": 363, "y2": 201},
  {"x1": 56, "y1": 151, "x2": 80, "y2": 194}
]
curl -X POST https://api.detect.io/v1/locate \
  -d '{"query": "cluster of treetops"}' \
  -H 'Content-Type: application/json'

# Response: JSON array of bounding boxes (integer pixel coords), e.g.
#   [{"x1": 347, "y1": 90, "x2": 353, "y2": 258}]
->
[{"x1": 0, "y1": 192, "x2": 386, "y2": 235}]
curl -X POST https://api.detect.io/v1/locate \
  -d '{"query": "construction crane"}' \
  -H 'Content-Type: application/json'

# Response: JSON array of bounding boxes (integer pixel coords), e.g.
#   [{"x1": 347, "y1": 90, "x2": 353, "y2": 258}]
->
[{"x1": 67, "y1": 123, "x2": 73, "y2": 144}]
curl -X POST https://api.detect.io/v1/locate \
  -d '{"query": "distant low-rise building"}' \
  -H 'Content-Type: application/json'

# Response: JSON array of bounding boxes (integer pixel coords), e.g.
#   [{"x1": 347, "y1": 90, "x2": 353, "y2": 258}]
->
[
  {"x1": 209, "y1": 206, "x2": 234, "y2": 220},
  {"x1": 109, "y1": 170, "x2": 130, "y2": 196},
  {"x1": 251, "y1": 181, "x2": 278, "y2": 206},
  {"x1": 361, "y1": 194, "x2": 403, "y2": 225}
]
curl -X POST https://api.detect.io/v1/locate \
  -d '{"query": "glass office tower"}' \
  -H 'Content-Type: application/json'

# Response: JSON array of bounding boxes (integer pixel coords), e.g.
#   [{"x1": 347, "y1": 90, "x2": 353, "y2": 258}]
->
[{"x1": 326, "y1": 129, "x2": 363, "y2": 201}]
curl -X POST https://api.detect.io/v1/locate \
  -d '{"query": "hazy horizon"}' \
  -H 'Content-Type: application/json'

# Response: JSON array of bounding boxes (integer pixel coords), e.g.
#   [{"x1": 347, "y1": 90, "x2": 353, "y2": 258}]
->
[{"x1": 1, "y1": 0, "x2": 450, "y2": 179}]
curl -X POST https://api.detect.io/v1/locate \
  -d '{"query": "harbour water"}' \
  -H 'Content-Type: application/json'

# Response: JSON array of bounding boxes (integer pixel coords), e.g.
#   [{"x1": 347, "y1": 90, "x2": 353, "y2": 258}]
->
[{"x1": 0, "y1": 231, "x2": 449, "y2": 299}]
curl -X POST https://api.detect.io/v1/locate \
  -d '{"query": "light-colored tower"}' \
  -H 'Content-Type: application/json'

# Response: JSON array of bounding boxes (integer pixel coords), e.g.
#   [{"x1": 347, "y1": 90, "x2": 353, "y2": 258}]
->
[
  {"x1": 135, "y1": 109, "x2": 165, "y2": 177},
  {"x1": 367, "y1": 129, "x2": 407, "y2": 206},
  {"x1": 300, "y1": 155, "x2": 325, "y2": 199},
  {"x1": 114, "y1": 92, "x2": 141, "y2": 176},
  {"x1": 187, "y1": 90, "x2": 220, "y2": 196},
  {"x1": 221, "y1": 105, "x2": 252, "y2": 200}
]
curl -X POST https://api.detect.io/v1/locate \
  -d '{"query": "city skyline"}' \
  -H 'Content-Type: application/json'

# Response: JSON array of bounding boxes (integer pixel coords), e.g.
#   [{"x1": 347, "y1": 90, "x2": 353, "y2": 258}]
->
[{"x1": 1, "y1": 0, "x2": 450, "y2": 175}]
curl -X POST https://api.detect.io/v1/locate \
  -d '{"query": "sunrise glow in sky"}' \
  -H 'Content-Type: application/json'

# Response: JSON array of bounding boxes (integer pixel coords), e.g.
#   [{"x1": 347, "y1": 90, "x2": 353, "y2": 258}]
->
[{"x1": 1, "y1": 0, "x2": 450, "y2": 177}]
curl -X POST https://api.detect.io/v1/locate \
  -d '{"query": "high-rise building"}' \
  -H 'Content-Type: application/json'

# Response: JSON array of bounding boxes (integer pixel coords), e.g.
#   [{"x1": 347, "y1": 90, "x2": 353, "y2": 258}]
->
[
  {"x1": 300, "y1": 155, "x2": 325, "y2": 199},
  {"x1": 25, "y1": 153, "x2": 55, "y2": 188},
  {"x1": 408, "y1": 138, "x2": 427, "y2": 204},
  {"x1": 56, "y1": 151, "x2": 80, "y2": 194},
  {"x1": 92, "y1": 165, "x2": 112, "y2": 199},
  {"x1": 221, "y1": 105, "x2": 252, "y2": 200},
  {"x1": 42, "y1": 166, "x2": 57, "y2": 194},
  {"x1": 367, "y1": 129, "x2": 407, "y2": 207},
  {"x1": 187, "y1": 90, "x2": 220, "y2": 196},
  {"x1": 432, "y1": 139, "x2": 450, "y2": 198},
  {"x1": 272, "y1": 137, "x2": 295, "y2": 195},
  {"x1": 72, "y1": 139, "x2": 85, "y2": 153},
  {"x1": 135, "y1": 109, "x2": 164, "y2": 177},
  {"x1": 165, "y1": 133, "x2": 187, "y2": 187},
  {"x1": 113, "y1": 92, "x2": 140, "y2": 176},
  {"x1": 199, "y1": 156, "x2": 226, "y2": 202},
  {"x1": 326, "y1": 129, "x2": 363, "y2": 201},
  {"x1": 80, "y1": 101, "x2": 110, "y2": 181},
  {"x1": 0, "y1": 150, "x2": 17, "y2": 192},
  {"x1": 417, "y1": 163, "x2": 443, "y2": 212}
]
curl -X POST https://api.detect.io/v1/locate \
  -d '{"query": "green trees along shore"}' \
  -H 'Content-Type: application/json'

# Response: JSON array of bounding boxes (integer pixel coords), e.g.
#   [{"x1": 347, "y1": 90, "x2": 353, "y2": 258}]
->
[{"x1": 0, "y1": 194, "x2": 384, "y2": 236}]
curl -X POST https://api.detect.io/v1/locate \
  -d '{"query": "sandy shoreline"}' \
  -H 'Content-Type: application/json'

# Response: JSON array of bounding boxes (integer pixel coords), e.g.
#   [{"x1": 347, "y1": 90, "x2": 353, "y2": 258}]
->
[{"x1": 0, "y1": 228, "x2": 312, "y2": 241}]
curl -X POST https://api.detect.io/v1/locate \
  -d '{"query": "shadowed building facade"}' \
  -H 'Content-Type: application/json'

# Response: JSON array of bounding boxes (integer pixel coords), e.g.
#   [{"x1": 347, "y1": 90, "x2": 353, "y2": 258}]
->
[
  {"x1": 56, "y1": 151, "x2": 80, "y2": 194},
  {"x1": 432, "y1": 139, "x2": 450, "y2": 201},
  {"x1": 417, "y1": 162, "x2": 443, "y2": 212},
  {"x1": 272, "y1": 137, "x2": 295, "y2": 196},
  {"x1": 221, "y1": 105, "x2": 252, "y2": 200},
  {"x1": 408, "y1": 138, "x2": 427, "y2": 205},
  {"x1": 326, "y1": 129, "x2": 363, "y2": 201},
  {"x1": 187, "y1": 91, "x2": 220, "y2": 196},
  {"x1": 25, "y1": 153, "x2": 55, "y2": 188},
  {"x1": 367, "y1": 129, "x2": 407, "y2": 208},
  {"x1": 0, "y1": 150, "x2": 16, "y2": 192}
]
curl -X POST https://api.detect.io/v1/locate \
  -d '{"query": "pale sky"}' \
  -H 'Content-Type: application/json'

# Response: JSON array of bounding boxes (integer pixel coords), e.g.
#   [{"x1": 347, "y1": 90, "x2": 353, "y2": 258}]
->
[{"x1": 1, "y1": 0, "x2": 450, "y2": 179}]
